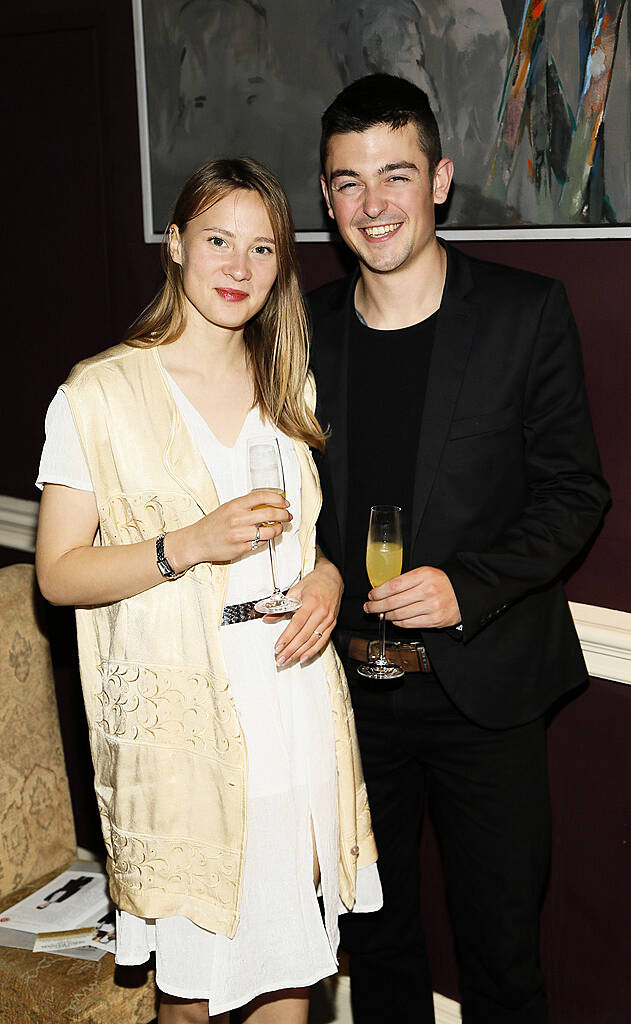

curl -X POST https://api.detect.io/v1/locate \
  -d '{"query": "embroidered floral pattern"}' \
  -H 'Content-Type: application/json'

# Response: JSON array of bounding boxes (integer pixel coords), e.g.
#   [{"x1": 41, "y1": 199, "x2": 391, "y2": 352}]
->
[
  {"x1": 96, "y1": 661, "x2": 244, "y2": 760},
  {"x1": 110, "y1": 828, "x2": 239, "y2": 907},
  {"x1": 98, "y1": 492, "x2": 197, "y2": 543}
]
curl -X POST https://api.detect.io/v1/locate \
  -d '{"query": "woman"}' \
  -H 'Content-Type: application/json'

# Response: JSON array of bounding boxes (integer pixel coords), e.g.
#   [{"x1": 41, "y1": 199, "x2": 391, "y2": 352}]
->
[{"x1": 36, "y1": 158, "x2": 381, "y2": 1024}]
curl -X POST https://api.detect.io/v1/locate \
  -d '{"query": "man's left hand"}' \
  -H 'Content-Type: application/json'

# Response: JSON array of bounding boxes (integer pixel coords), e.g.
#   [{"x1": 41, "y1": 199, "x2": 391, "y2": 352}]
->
[
  {"x1": 267, "y1": 557, "x2": 343, "y2": 665},
  {"x1": 365, "y1": 566, "x2": 461, "y2": 629}
]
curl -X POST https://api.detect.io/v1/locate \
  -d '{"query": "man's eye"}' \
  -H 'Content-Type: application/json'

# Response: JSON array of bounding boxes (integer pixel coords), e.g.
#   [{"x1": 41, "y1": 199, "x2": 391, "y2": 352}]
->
[
  {"x1": 336, "y1": 181, "x2": 362, "y2": 193},
  {"x1": 209, "y1": 236, "x2": 227, "y2": 247},
  {"x1": 387, "y1": 176, "x2": 411, "y2": 184}
]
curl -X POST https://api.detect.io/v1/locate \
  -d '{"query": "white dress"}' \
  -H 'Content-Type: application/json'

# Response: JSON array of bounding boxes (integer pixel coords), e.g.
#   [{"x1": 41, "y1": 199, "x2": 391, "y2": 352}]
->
[{"x1": 37, "y1": 375, "x2": 382, "y2": 1014}]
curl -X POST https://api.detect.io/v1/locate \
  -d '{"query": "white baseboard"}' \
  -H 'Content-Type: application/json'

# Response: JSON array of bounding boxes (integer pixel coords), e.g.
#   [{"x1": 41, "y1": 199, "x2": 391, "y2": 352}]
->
[
  {"x1": 1, "y1": 493, "x2": 629, "y2": 685},
  {"x1": 569, "y1": 602, "x2": 631, "y2": 685},
  {"x1": 0, "y1": 494, "x2": 39, "y2": 553},
  {"x1": 434, "y1": 992, "x2": 462, "y2": 1023}
]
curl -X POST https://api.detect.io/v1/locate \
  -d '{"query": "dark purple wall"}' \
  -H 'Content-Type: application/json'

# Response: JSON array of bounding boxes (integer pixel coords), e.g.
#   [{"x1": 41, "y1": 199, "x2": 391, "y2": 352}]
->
[{"x1": 2, "y1": 4, "x2": 630, "y2": 1020}]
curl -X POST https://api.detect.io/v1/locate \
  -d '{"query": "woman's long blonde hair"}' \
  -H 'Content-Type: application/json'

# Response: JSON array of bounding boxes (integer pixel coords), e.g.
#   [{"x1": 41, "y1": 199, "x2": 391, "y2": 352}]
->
[{"x1": 125, "y1": 158, "x2": 326, "y2": 451}]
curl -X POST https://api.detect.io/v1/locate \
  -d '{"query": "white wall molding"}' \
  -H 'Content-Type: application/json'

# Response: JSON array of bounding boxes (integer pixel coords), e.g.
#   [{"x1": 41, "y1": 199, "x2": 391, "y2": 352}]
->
[
  {"x1": 0, "y1": 494, "x2": 39, "y2": 553},
  {"x1": 434, "y1": 992, "x2": 462, "y2": 1023},
  {"x1": 1, "y1": 494, "x2": 629, "y2": 685},
  {"x1": 569, "y1": 602, "x2": 631, "y2": 686}
]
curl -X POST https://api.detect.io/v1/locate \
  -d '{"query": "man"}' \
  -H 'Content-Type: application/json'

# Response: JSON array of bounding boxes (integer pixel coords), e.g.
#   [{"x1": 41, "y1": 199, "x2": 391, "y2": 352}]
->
[{"x1": 307, "y1": 74, "x2": 609, "y2": 1023}]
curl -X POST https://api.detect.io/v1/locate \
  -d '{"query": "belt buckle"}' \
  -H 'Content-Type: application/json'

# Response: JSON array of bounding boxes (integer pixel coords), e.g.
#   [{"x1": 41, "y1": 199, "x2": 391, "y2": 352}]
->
[
  {"x1": 388, "y1": 640, "x2": 430, "y2": 673},
  {"x1": 366, "y1": 639, "x2": 408, "y2": 669}
]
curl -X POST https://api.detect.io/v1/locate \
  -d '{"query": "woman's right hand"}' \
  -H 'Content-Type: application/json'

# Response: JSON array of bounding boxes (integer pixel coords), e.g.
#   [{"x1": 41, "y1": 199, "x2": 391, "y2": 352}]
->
[
  {"x1": 180, "y1": 489, "x2": 292, "y2": 566},
  {"x1": 36, "y1": 485, "x2": 291, "y2": 608}
]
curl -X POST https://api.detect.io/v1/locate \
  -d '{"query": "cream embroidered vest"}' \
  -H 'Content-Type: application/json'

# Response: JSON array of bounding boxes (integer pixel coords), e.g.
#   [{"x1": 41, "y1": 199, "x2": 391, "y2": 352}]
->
[{"x1": 61, "y1": 343, "x2": 376, "y2": 938}]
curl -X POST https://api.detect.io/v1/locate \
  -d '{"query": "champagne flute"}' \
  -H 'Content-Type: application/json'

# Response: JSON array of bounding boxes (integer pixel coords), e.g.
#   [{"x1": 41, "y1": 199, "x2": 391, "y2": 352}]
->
[
  {"x1": 247, "y1": 436, "x2": 301, "y2": 615},
  {"x1": 357, "y1": 505, "x2": 404, "y2": 680}
]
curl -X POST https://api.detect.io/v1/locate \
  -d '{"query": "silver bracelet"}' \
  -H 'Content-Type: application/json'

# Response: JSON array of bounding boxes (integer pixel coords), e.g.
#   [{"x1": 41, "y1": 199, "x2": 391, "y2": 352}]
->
[{"x1": 155, "y1": 532, "x2": 183, "y2": 581}]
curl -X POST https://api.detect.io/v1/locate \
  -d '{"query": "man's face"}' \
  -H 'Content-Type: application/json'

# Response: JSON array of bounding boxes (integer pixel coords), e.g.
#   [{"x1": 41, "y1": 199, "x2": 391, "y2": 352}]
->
[{"x1": 321, "y1": 122, "x2": 452, "y2": 275}]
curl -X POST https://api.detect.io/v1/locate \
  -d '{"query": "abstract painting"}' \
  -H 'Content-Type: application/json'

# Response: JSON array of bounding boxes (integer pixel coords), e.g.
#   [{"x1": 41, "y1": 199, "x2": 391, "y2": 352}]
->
[{"x1": 133, "y1": 0, "x2": 631, "y2": 239}]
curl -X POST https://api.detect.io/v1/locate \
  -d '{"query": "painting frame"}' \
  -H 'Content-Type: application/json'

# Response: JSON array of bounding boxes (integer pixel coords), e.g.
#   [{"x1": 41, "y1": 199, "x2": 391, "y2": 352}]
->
[{"x1": 132, "y1": 0, "x2": 631, "y2": 243}]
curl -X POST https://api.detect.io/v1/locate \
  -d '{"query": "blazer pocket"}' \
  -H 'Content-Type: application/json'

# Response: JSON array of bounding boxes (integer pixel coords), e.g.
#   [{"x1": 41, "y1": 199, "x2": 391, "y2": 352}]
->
[{"x1": 448, "y1": 405, "x2": 518, "y2": 441}]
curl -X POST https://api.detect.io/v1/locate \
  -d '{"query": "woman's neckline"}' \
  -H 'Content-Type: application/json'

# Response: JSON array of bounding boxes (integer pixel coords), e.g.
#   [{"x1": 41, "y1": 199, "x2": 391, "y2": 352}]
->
[{"x1": 164, "y1": 365, "x2": 258, "y2": 451}]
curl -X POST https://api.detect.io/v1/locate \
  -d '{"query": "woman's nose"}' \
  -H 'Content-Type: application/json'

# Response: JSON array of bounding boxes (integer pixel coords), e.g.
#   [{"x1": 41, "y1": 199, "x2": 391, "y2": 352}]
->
[{"x1": 224, "y1": 251, "x2": 252, "y2": 281}]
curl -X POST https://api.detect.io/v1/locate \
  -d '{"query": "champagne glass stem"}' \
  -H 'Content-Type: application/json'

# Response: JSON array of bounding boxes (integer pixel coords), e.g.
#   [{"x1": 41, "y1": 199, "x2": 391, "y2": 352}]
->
[
  {"x1": 268, "y1": 537, "x2": 282, "y2": 596},
  {"x1": 378, "y1": 612, "x2": 387, "y2": 664}
]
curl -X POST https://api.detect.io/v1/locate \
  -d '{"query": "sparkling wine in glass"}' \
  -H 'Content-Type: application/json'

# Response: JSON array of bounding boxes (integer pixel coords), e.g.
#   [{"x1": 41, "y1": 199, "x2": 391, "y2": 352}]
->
[
  {"x1": 246, "y1": 436, "x2": 301, "y2": 615},
  {"x1": 357, "y1": 505, "x2": 404, "y2": 680}
]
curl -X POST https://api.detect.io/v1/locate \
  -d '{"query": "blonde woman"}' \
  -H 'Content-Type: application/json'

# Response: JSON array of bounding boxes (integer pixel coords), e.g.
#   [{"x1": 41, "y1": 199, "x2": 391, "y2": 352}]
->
[{"x1": 36, "y1": 158, "x2": 381, "y2": 1024}]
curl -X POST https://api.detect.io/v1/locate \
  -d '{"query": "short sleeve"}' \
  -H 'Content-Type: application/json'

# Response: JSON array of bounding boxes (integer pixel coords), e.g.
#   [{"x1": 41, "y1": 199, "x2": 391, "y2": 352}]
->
[{"x1": 36, "y1": 389, "x2": 94, "y2": 492}]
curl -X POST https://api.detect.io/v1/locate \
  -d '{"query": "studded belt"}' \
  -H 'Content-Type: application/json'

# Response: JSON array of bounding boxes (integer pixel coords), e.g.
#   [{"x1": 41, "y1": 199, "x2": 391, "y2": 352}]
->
[
  {"x1": 221, "y1": 600, "x2": 261, "y2": 626},
  {"x1": 221, "y1": 576, "x2": 300, "y2": 626},
  {"x1": 347, "y1": 636, "x2": 434, "y2": 674}
]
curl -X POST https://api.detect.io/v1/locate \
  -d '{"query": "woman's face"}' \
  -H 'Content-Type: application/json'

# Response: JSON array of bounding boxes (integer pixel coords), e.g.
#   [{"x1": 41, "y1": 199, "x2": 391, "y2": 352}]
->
[{"x1": 169, "y1": 189, "x2": 279, "y2": 333}]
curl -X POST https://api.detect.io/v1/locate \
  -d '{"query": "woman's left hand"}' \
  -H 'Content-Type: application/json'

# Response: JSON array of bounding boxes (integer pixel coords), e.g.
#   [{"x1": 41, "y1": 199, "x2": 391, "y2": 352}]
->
[{"x1": 268, "y1": 554, "x2": 343, "y2": 665}]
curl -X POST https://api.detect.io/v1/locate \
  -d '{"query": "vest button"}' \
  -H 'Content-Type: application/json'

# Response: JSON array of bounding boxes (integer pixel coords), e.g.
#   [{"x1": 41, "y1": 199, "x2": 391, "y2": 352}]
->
[{"x1": 350, "y1": 845, "x2": 359, "y2": 857}]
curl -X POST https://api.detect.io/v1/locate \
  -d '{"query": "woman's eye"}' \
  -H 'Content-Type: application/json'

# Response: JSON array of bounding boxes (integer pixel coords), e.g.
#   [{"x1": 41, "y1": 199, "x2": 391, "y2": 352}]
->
[
  {"x1": 209, "y1": 236, "x2": 227, "y2": 247},
  {"x1": 253, "y1": 245, "x2": 273, "y2": 255}
]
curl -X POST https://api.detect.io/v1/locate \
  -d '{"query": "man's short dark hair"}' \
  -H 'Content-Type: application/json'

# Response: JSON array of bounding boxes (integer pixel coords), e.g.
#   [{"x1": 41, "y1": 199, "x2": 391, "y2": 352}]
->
[{"x1": 320, "y1": 73, "x2": 442, "y2": 179}]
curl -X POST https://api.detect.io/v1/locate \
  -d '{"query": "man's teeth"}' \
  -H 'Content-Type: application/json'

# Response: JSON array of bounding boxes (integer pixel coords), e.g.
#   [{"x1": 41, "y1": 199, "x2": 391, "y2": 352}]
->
[{"x1": 363, "y1": 223, "x2": 400, "y2": 237}]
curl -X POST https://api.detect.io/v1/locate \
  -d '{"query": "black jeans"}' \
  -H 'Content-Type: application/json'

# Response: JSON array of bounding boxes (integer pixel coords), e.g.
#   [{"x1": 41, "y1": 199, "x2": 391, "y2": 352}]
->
[{"x1": 340, "y1": 661, "x2": 550, "y2": 1024}]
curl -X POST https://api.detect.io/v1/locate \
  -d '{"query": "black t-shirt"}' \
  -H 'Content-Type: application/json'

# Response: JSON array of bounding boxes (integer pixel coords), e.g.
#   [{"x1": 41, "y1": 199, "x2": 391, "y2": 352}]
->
[{"x1": 339, "y1": 308, "x2": 437, "y2": 635}]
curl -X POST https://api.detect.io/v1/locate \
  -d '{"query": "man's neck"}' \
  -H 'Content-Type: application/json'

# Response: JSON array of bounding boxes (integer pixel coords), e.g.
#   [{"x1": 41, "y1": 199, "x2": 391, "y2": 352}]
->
[{"x1": 354, "y1": 239, "x2": 446, "y2": 331}]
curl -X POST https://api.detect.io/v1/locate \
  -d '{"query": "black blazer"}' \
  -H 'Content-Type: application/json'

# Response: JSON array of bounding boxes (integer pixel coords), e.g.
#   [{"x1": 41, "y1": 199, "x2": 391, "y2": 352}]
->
[{"x1": 308, "y1": 243, "x2": 610, "y2": 728}]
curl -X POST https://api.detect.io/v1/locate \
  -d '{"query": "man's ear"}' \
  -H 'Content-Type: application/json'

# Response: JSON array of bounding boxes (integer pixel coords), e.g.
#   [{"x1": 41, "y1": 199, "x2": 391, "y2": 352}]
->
[
  {"x1": 433, "y1": 158, "x2": 454, "y2": 206},
  {"x1": 169, "y1": 224, "x2": 184, "y2": 266},
  {"x1": 320, "y1": 174, "x2": 335, "y2": 221}
]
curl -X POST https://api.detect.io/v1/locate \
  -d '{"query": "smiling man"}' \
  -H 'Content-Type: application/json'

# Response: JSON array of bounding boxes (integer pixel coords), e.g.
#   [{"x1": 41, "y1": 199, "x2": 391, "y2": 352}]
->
[{"x1": 307, "y1": 74, "x2": 609, "y2": 1024}]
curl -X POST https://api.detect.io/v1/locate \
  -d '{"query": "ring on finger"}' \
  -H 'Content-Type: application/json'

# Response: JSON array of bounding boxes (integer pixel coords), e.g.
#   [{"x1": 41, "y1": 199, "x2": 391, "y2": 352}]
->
[
  {"x1": 251, "y1": 525, "x2": 260, "y2": 550},
  {"x1": 313, "y1": 629, "x2": 323, "y2": 639}
]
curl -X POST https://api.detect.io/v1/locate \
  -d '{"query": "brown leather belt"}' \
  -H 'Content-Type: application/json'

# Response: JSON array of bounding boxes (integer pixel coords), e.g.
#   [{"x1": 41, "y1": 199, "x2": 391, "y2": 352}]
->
[{"x1": 347, "y1": 636, "x2": 434, "y2": 674}]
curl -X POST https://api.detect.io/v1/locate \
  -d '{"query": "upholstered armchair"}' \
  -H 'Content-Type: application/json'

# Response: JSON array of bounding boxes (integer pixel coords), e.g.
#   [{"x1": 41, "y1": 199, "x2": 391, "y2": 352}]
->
[{"x1": 0, "y1": 563, "x2": 157, "y2": 1023}]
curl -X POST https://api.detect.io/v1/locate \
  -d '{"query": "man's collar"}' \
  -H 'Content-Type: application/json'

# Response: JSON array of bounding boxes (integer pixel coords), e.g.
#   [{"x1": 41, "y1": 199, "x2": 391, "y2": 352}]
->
[{"x1": 323, "y1": 240, "x2": 475, "y2": 317}]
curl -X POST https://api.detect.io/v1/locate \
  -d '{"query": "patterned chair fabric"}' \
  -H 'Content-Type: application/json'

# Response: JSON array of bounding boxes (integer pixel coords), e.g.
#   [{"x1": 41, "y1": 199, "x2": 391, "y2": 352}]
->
[
  {"x1": 0, "y1": 564, "x2": 156, "y2": 1023},
  {"x1": 0, "y1": 563, "x2": 76, "y2": 897},
  {"x1": 0, "y1": 943, "x2": 156, "y2": 1024}
]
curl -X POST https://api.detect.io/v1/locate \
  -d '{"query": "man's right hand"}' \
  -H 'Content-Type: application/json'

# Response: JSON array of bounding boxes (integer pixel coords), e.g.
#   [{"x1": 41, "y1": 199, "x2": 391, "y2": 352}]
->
[{"x1": 364, "y1": 565, "x2": 461, "y2": 630}]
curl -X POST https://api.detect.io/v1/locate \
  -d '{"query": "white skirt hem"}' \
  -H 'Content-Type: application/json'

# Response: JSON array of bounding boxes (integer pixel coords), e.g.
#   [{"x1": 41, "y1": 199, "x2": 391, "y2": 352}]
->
[{"x1": 153, "y1": 963, "x2": 339, "y2": 1013}]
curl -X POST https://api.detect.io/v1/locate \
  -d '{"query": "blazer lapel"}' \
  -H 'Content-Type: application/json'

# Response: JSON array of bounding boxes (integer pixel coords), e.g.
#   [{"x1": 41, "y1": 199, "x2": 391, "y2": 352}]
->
[{"x1": 410, "y1": 245, "x2": 477, "y2": 555}]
